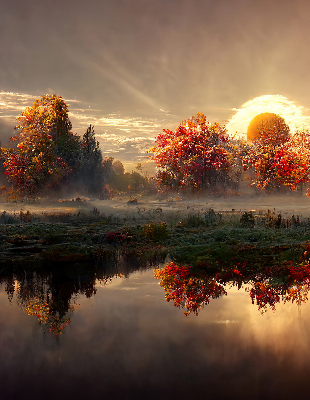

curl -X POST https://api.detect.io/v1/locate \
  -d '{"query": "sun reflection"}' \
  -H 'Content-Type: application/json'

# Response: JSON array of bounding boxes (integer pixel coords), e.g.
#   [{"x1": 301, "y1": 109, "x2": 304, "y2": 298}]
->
[{"x1": 226, "y1": 95, "x2": 310, "y2": 139}]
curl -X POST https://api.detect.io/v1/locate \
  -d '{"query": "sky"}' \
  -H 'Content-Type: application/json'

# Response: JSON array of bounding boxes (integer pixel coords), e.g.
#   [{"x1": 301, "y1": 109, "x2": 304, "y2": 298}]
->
[{"x1": 1, "y1": 0, "x2": 310, "y2": 170}]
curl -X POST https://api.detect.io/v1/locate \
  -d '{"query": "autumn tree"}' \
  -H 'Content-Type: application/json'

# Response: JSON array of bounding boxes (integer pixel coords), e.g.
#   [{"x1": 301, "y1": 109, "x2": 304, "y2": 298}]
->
[
  {"x1": 0, "y1": 94, "x2": 80, "y2": 197},
  {"x1": 243, "y1": 113, "x2": 289, "y2": 190},
  {"x1": 154, "y1": 258, "x2": 310, "y2": 315},
  {"x1": 148, "y1": 112, "x2": 238, "y2": 191},
  {"x1": 244, "y1": 113, "x2": 310, "y2": 192}
]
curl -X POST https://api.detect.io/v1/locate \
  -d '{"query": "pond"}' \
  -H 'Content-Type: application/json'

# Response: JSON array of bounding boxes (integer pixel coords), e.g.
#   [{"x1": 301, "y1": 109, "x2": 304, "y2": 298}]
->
[{"x1": 1, "y1": 260, "x2": 310, "y2": 400}]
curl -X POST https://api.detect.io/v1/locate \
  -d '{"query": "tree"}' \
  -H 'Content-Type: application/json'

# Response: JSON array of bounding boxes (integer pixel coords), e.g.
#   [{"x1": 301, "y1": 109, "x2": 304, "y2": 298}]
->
[
  {"x1": 102, "y1": 156, "x2": 114, "y2": 185},
  {"x1": 112, "y1": 159, "x2": 125, "y2": 175},
  {"x1": 243, "y1": 113, "x2": 290, "y2": 191},
  {"x1": 270, "y1": 138, "x2": 310, "y2": 191},
  {"x1": 244, "y1": 113, "x2": 310, "y2": 192},
  {"x1": 78, "y1": 125, "x2": 104, "y2": 195},
  {"x1": 1, "y1": 133, "x2": 69, "y2": 197},
  {"x1": 104, "y1": 159, "x2": 149, "y2": 193},
  {"x1": 1, "y1": 94, "x2": 80, "y2": 197},
  {"x1": 148, "y1": 112, "x2": 237, "y2": 191}
]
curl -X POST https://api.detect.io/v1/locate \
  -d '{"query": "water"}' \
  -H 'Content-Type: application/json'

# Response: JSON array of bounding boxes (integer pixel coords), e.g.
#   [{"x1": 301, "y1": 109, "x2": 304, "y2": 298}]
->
[{"x1": 1, "y1": 263, "x2": 310, "y2": 399}]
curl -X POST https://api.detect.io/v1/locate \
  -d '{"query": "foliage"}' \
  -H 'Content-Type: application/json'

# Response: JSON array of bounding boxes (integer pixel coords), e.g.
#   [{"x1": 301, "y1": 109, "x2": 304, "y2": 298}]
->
[
  {"x1": 143, "y1": 221, "x2": 168, "y2": 241},
  {"x1": 243, "y1": 115, "x2": 310, "y2": 192},
  {"x1": 77, "y1": 125, "x2": 104, "y2": 195},
  {"x1": 105, "y1": 230, "x2": 127, "y2": 244},
  {"x1": 18, "y1": 297, "x2": 73, "y2": 335},
  {"x1": 240, "y1": 211, "x2": 255, "y2": 228},
  {"x1": 148, "y1": 112, "x2": 239, "y2": 191},
  {"x1": 102, "y1": 156, "x2": 115, "y2": 185},
  {"x1": 0, "y1": 94, "x2": 79, "y2": 198},
  {"x1": 104, "y1": 158, "x2": 152, "y2": 193},
  {"x1": 1, "y1": 133, "x2": 70, "y2": 197},
  {"x1": 154, "y1": 256, "x2": 310, "y2": 315},
  {"x1": 112, "y1": 159, "x2": 125, "y2": 175},
  {"x1": 154, "y1": 262, "x2": 227, "y2": 316}
]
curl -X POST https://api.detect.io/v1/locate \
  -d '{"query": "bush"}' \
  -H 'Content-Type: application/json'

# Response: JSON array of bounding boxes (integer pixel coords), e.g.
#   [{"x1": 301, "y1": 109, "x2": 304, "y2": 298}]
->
[{"x1": 143, "y1": 221, "x2": 168, "y2": 241}]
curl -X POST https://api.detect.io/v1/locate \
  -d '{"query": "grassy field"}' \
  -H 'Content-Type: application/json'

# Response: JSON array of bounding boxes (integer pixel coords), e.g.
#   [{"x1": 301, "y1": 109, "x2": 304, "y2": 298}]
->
[{"x1": 1, "y1": 198, "x2": 309, "y2": 270}]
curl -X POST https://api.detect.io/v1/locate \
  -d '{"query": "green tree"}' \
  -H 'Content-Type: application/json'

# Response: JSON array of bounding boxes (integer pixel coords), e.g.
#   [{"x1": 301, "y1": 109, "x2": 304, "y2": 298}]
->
[{"x1": 78, "y1": 125, "x2": 104, "y2": 195}]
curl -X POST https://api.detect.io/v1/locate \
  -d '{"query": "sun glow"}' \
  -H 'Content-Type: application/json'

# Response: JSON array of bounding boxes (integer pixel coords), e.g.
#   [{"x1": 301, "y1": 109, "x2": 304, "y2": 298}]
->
[{"x1": 226, "y1": 95, "x2": 310, "y2": 139}]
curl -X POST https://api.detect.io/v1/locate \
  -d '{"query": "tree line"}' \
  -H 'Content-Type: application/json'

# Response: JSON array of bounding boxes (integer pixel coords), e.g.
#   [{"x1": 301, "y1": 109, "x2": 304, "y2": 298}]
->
[
  {"x1": 149, "y1": 111, "x2": 310, "y2": 195},
  {"x1": 0, "y1": 94, "x2": 151, "y2": 200},
  {"x1": 1, "y1": 94, "x2": 310, "y2": 200}
]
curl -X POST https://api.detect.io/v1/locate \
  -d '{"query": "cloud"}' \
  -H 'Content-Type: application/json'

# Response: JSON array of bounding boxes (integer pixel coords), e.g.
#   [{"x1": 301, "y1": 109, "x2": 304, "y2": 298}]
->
[{"x1": 0, "y1": 91, "x2": 165, "y2": 163}]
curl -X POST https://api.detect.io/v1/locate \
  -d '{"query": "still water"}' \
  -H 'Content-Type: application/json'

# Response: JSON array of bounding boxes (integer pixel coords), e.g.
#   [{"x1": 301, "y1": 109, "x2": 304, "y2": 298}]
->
[{"x1": 1, "y1": 262, "x2": 310, "y2": 400}]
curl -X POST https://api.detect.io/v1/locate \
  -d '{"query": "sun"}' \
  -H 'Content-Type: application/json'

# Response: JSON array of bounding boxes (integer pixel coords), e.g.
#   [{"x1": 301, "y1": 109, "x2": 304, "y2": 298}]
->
[
  {"x1": 246, "y1": 112, "x2": 290, "y2": 142},
  {"x1": 226, "y1": 95, "x2": 310, "y2": 139}
]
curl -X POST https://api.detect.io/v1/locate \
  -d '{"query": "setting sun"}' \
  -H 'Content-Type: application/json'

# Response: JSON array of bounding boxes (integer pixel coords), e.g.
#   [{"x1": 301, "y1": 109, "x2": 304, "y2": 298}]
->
[{"x1": 226, "y1": 95, "x2": 310, "y2": 139}]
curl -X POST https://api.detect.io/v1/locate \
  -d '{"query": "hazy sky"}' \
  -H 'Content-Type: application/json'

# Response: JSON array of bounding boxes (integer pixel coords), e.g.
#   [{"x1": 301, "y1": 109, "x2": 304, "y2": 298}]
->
[{"x1": 1, "y1": 0, "x2": 310, "y2": 166}]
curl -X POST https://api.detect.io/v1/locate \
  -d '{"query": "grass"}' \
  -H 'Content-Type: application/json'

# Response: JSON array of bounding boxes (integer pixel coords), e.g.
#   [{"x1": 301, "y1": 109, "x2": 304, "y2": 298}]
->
[{"x1": 0, "y1": 206, "x2": 309, "y2": 269}]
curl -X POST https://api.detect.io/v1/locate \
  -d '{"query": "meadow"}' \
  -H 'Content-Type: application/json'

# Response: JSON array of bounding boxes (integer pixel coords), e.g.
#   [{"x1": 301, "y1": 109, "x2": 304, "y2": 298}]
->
[{"x1": 1, "y1": 192, "x2": 310, "y2": 271}]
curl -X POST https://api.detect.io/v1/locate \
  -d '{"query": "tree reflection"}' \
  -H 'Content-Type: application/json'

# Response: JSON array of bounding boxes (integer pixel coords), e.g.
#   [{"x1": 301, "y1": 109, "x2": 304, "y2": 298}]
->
[
  {"x1": 0, "y1": 269, "x2": 96, "y2": 335},
  {"x1": 0, "y1": 252, "x2": 156, "y2": 335},
  {"x1": 154, "y1": 263, "x2": 227, "y2": 316},
  {"x1": 154, "y1": 261, "x2": 310, "y2": 315}
]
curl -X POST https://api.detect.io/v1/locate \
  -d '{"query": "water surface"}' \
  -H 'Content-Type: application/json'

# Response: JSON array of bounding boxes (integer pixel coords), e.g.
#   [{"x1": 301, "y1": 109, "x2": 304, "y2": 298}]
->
[{"x1": 1, "y1": 264, "x2": 310, "y2": 399}]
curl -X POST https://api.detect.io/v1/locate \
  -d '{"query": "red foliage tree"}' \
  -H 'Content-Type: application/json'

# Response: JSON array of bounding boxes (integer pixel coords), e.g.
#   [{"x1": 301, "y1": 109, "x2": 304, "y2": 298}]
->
[
  {"x1": 244, "y1": 113, "x2": 310, "y2": 192},
  {"x1": 155, "y1": 259, "x2": 310, "y2": 315},
  {"x1": 148, "y1": 112, "x2": 238, "y2": 191}
]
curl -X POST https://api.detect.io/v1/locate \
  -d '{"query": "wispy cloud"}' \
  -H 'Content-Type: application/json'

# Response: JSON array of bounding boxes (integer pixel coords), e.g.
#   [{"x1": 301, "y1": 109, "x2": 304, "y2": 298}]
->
[{"x1": 0, "y1": 90, "x2": 168, "y2": 163}]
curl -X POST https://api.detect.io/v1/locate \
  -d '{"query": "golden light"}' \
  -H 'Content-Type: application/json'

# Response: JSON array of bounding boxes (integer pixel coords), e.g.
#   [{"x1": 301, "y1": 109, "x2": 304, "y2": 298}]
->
[
  {"x1": 246, "y1": 112, "x2": 290, "y2": 142},
  {"x1": 226, "y1": 95, "x2": 310, "y2": 139}
]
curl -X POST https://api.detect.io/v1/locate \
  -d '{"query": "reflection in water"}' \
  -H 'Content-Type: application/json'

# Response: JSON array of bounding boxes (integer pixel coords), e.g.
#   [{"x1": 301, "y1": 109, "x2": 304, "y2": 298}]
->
[
  {"x1": 2, "y1": 254, "x2": 310, "y2": 398},
  {"x1": 154, "y1": 260, "x2": 310, "y2": 315},
  {"x1": 2, "y1": 249, "x2": 310, "y2": 336},
  {"x1": 0, "y1": 251, "x2": 159, "y2": 335},
  {"x1": 2, "y1": 270, "x2": 97, "y2": 335},
  {"x1": 154, "y1": 262, "x2": 226, "y2": 316}
]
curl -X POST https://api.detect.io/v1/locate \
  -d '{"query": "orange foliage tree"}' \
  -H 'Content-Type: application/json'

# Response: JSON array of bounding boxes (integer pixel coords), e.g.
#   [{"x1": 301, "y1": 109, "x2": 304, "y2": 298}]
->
[
  {"x1": 148, "y1": 112, "x2": 239, "y2": 191},
  {"x1": 0, "y1": 94, "x2": 80, "y2": 197}
]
